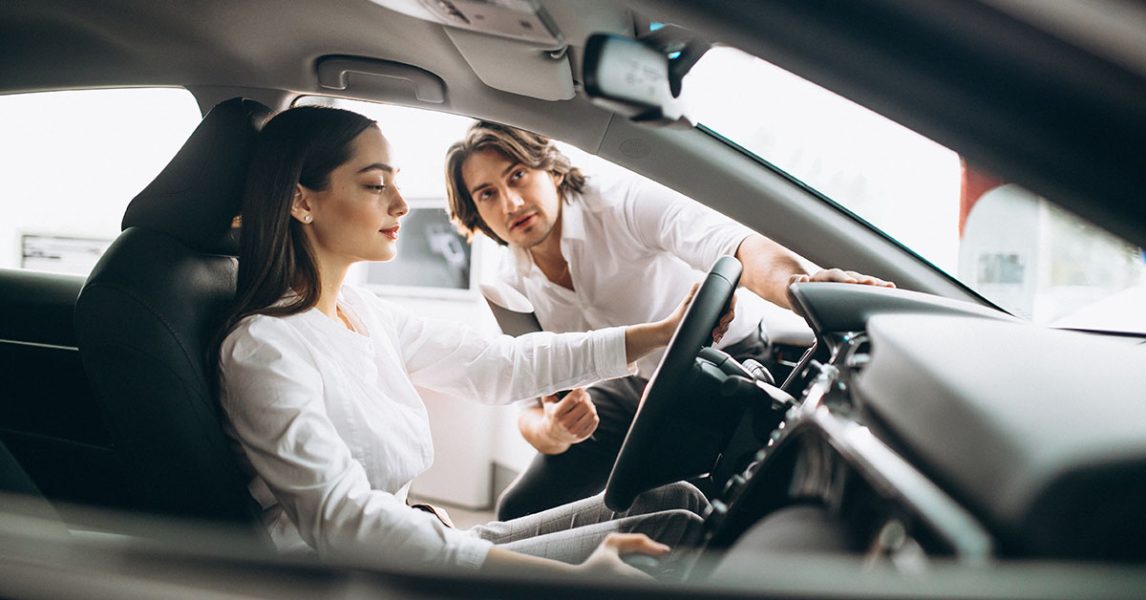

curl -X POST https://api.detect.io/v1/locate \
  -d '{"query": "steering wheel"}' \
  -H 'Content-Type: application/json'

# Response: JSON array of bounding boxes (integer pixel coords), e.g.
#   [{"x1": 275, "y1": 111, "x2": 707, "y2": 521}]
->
[{"x1": 604, "y1": 256, "x2": 743, "y2": 511}]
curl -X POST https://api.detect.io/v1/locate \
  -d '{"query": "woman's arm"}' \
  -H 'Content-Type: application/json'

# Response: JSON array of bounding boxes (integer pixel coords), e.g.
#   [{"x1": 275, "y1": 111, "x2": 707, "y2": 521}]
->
[
  {"x1": 219, "y1": 317, "x2": 492, "y2": 569},
  {"x1": 483, "y1": 533, "x2": 669, "y2": 579},
  {"x1": 391, "y1": 284, "x2": 729, "y2": 405},
  {"x1": 387, "y1": 284, "x2": 631, "y2": 404},
  {"x1": 622, "y1": 319, "x2": 675, "y2": 364},
  {"x1": 623, "y1": 282, "x2": 733, "y2": 357}
]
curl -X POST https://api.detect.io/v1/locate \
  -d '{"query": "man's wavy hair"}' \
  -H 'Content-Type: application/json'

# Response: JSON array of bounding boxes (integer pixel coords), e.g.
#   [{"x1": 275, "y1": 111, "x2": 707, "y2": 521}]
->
[{"x1": 444, "y1": 121, "x2": 585, "y2": 245}]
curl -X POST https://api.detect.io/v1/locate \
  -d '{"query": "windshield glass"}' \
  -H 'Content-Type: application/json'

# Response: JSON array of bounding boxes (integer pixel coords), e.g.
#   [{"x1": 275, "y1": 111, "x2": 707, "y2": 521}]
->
[{"x1": 685, "y1": 46, "x2": 1146, "y2": 333}]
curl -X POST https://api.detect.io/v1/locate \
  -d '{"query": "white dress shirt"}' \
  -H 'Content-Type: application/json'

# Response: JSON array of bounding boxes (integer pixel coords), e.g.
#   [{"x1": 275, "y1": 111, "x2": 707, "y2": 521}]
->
[
  {"x1": 219, "y1": 285, "x2": 629, "y2": 569},
  {"x1": 498, "y1": 175, "x2": 768, "y2": 377}
]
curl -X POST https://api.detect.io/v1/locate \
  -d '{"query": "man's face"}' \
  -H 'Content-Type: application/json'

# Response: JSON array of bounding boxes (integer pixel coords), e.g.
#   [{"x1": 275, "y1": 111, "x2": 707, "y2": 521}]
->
[{"x1": 461, "y1": 148, "x2": 564, "y2": 248}]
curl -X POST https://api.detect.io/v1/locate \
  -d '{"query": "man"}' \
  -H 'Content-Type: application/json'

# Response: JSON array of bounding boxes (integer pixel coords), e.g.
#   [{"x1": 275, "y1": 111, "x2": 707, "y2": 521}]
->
[{"x1": 445, "y1": 122, "x2": 892, "y2": 520}]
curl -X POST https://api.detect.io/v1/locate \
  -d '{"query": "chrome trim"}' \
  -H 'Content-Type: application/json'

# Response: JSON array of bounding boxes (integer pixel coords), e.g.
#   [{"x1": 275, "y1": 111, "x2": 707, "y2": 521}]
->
[
  {"x1": 811, "y1": 407, "x2": 995, "y2": 563},
  {"x1": 841, "y1": 332, "x2": 870, "y2": 371},
  {"x1": 0, "y1": 338, "x2": 78, "y2": 352}
]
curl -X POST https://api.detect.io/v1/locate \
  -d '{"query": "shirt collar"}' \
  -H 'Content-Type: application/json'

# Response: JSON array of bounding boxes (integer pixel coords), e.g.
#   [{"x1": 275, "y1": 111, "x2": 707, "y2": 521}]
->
[
  {"x1": 509, "y1": 195, "x2": 586, "y2": 278},
  {"x1": 560, "y1": 193, "x2": 587, "y2": 242}
]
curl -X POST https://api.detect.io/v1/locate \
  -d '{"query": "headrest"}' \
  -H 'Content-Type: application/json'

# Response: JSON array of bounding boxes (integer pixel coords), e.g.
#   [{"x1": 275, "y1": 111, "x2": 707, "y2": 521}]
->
[{"x1": 121, "y1": 98, "x2": 272, "y2": 254}]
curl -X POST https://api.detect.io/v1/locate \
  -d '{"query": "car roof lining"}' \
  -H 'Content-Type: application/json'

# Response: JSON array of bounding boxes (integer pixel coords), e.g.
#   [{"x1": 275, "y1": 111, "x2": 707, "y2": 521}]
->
[{"x1": 0, "y1": 1, "x2": 622, "y2": 147}]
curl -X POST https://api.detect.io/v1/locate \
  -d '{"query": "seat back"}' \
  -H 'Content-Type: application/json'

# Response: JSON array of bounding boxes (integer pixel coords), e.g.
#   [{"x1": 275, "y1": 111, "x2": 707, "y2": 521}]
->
[
  {"x1": 0, "y1": 439, "x2": 64, "y2": 528},
  {"x1": 0, "y1": 268, "x2": 133, "y2": 512},
  {"x1": 74, "y1": 98, "x2": 270, "y2": 539}
]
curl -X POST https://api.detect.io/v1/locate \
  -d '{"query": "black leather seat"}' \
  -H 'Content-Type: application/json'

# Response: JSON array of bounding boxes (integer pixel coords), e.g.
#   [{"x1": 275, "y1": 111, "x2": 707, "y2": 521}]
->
[
  {"x1": 74, "y1": 98, "x2": 271, "y2": 542},
  {"x1": 0, "y1": 439, "x2": 63, "y2": 527}
]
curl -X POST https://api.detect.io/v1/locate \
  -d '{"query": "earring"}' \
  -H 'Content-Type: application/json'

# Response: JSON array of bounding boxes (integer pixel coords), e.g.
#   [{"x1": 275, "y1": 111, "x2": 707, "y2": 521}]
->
[{"x1": 303, "y1": 215, "x2": 313, "y2": 223}]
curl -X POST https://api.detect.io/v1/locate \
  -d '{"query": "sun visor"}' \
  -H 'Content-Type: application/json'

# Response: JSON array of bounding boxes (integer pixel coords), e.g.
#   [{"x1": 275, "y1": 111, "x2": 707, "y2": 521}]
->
[
  {"x1": 365, "y1": 0, "x2": 631, "y2": 101},
  {"x1": 446, "y1": 27, "x2": 573, "y2": 101},
  {"x1": 367, "y1": 0, "x2": 563, "y2": 46}
]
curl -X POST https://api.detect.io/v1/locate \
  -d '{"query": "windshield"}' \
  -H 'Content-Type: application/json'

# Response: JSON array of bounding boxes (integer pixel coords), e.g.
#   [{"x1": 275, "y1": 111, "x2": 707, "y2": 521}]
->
[{"x1": 684, "y1": 46, "x2": 1146, "y2": 334}]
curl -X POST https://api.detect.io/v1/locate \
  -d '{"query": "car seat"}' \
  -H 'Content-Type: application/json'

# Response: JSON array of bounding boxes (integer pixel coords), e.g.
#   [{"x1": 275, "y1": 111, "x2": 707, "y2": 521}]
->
[
  {"x1": 0, "y1": 439, "x2": 64, "y2": 528},
  {"x1": 74, "y1": 98, "x2": 271, "y2": 542}
]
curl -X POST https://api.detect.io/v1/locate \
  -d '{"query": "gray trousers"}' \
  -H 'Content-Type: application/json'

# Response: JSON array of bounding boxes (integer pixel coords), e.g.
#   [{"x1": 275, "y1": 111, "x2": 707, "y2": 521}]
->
[{"x1": 468, "y1": 481, "x2": 708, "y2": 565}]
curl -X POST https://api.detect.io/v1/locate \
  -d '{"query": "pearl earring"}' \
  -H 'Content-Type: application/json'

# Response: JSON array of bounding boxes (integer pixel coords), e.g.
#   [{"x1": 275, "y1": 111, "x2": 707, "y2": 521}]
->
[{"x1": 303, "y1": 215, "x2": 313, "y2": 223}]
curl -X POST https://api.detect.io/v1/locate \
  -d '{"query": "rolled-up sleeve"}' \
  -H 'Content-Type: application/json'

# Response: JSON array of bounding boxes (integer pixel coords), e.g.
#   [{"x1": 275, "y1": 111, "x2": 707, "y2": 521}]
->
[
  {"x1": 386, "y1": 303, "x2": 630, "y2": 404},
  {"x1": 220, "y1": 317, "x2": 493, "y2": 569},
  {"x1": 620, "y1": 178, "x2": 753, "y2": 272}
]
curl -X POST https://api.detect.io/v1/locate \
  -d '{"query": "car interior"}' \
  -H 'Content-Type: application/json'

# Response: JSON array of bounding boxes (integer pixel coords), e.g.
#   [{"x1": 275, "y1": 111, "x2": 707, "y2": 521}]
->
[
  {"x1": 73, "y1": 97, "x2": 271, "y2": 538},
  {"x1": 3, "y1": 1, "x2": 1146, "y2": 598}
]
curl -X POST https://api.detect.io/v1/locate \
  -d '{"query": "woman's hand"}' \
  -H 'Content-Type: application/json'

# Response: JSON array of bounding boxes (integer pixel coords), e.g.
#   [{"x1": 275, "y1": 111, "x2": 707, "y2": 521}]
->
[
  {"x1": 482, "y1": 533, "x2": 669, "y2": 579},
  {"x1": 577, "y1": 532, "x2": 670, "y2": 579},
  {"x1": 659, "y1": 283, "x2": 736, "y2": 345},
  {"x1": 622, "y1": 284, "x2": 736, "y2": 363}
]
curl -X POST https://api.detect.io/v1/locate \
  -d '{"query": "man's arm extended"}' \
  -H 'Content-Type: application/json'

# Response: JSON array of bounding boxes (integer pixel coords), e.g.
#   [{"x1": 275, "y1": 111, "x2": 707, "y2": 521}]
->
[{"x1": 735, "y1": 234, "x2": 894, "y2": 310}]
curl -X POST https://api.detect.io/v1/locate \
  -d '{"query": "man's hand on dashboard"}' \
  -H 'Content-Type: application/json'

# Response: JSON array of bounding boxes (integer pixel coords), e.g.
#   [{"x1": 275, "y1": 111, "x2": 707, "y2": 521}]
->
[
  {"x1": 540, "y1": 388, "x2": 599, "y2": 453},
  {"x1": 790, "y1": 268, "x2": 895, "y2": 288}
]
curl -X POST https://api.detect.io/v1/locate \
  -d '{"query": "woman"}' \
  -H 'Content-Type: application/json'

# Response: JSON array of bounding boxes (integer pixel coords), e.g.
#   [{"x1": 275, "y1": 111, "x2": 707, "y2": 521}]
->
[{"x1": 216, "y1": 106, "x2": 728, "y2": 578}]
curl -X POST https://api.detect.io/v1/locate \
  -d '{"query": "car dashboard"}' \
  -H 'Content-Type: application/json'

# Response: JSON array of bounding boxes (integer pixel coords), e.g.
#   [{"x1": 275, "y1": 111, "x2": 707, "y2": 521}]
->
[{"x1": 695, "y1": 283, "x2": 1146, "y2": 580}]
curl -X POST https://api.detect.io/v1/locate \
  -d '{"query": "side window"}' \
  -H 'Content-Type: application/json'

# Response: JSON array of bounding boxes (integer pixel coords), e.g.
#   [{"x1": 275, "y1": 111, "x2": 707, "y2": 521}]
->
[
  {"x1": 1, "y1": 88, "x2": 201, "y2": 275},
  {"x1": 686, "y1": 46, "x2": 1146, "y2": 332}
]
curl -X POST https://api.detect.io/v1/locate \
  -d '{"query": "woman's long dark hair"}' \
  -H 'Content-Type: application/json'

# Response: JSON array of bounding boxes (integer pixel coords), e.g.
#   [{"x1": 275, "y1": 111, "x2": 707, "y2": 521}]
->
[{"x1": 210, "y1": 106, "x2": 376, "y2": 384}]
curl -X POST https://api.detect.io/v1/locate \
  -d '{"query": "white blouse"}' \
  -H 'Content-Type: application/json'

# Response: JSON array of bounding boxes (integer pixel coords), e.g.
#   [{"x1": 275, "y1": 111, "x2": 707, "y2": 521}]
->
[{"x1": 219, "y1": 285, "x2": 629, "y2": 569}]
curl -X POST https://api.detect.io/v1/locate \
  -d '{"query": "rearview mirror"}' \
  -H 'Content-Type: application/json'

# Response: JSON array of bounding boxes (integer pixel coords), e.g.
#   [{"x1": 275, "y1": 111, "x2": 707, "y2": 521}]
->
[{"x1": 582, "y1": 33, "x2": 703, "y2": 127}]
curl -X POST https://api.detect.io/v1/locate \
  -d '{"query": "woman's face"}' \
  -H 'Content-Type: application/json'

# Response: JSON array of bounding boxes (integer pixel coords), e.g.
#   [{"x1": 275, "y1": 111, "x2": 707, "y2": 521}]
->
[
  {"x1": 461, "y1": 148, "x2": 563, "y2": 249},
  {"x1": 293, "y1": 126, "x2": 408, "y2": 267}
]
